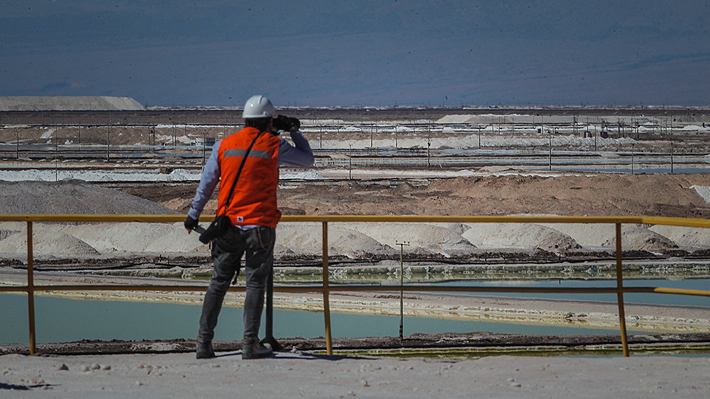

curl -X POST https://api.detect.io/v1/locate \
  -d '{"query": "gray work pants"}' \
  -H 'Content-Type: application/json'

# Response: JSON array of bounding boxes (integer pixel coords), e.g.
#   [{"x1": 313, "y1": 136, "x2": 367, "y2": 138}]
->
[{"x1": 197, "y1": 225, "x2": 275, "y2": 341}]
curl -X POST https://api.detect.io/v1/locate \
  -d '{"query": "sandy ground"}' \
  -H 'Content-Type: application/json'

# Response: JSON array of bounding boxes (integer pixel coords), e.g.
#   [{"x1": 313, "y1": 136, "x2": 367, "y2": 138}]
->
[{"x1": 2, "y1": 351, "x2": 710, "y2": 398}]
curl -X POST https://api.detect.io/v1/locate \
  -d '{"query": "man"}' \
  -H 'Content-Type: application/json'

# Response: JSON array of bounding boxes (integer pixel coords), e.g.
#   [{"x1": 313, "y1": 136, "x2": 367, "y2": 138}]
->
[{"x1": 184, "y1": 95, "x2": 314, "y2": 359}]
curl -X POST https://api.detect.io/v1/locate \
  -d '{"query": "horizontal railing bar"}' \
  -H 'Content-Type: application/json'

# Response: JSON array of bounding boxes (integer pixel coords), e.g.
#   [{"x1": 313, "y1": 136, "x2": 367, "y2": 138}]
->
[
  {"x1": 652, "y1": 287, "x2": 710, "y2": 297},
  {"x1": 283, "y1": 216, "x2": 646, "y2": 224},
  {"x1": 0, "y1": 215, "x2": 198, "y2": 223},
  {"x1": 3, "y1": 214, "x2": 710, "y2": 229},
  {"x1": 2, "y1": 284, "x2": 710, "y2": 297}
]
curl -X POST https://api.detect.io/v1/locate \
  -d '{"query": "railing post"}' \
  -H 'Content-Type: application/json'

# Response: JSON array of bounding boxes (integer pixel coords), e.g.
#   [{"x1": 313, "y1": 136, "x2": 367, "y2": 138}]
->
[
  {"x1": 616, "y1": 222, "x2": 630, "y2": 357},
  {"x1": 27, "y1": 221, "x2": 37, "y2": 355},
  {"x1": 322, "y1": 222, "x2": 333, "y2": 355},
  {"x1": 399, "y1": 243, "x2": 404, "y2": 341},
  {"x1": 396, "y1": 241, "x2": 410, "y2": 341}
]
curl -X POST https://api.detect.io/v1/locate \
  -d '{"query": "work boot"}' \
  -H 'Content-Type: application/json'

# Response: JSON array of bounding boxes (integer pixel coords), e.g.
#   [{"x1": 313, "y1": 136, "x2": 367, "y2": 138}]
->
[
  {"x1": 196, "y1": 337, "x2": 215, "y2": 359},
  {"x1": 242, "y1": 338, "x2": 273, "y2": 359}
]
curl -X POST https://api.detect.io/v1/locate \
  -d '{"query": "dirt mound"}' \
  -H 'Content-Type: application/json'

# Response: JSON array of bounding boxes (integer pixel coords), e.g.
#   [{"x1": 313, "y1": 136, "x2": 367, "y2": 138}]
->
[
  {"x1": 650, "y1": 225, "x2": 710, "y2": 249},
  {"x1": 426, "y1": 174, "x2": 710, "y2": 217},
  {"x1": 0, "y1": 230, "x2": 99, "y2": 256},
  {"x1": 602, "y1": 226, "x2": 679, "y2": 252},
  {"x1": 538, "y1": 223, "x2": 615, "y2": 247},
  {"x1": 276, "y1": 224, "x2": 394, "y2": 257},
  {"x1": 54, "y1": 222, "x2": 207, "y2": 254},
  {"x1": 0, "y1": 229, "x2": 19, "y2": 240},
  {"x1": 462, "y1": 223, "x2": 581, "y2": 251},
  {"x1": 342, "y1": 223, "x2": 477, "y2": 256},
  {"x1": 0, "y1": 180, "x2": 179, "y2": 215}
]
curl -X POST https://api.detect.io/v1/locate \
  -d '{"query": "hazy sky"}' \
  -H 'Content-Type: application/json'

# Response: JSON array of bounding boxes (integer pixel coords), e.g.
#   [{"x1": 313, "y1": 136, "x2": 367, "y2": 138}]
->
[{"x1": 1, "y1": 0, "x2": 709, "y2": 107}]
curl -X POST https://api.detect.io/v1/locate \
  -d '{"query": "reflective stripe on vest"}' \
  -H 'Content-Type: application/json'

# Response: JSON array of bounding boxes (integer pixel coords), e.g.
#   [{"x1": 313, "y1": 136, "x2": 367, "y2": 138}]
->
[{"x1": 223, "y1": 149, "x2": 273, "y2": 159}]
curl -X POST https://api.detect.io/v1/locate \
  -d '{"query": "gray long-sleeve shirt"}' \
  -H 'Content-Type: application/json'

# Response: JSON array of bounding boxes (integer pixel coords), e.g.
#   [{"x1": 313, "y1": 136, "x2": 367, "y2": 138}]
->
[{"x1": 187, "y1": 130, "x2": 314, "y2": 220}]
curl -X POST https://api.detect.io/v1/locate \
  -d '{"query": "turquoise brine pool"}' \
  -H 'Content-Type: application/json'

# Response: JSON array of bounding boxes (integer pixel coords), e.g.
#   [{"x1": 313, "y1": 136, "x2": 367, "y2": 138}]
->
[{"x1": 2, "y1": 278, "x2": 708, "y2": 345}]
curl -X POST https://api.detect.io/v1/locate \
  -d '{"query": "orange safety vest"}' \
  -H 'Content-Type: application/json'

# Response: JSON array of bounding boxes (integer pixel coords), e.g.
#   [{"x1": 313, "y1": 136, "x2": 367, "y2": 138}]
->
[{"x1": 216, "y1": 126, "x2": 281, "y2": 228}]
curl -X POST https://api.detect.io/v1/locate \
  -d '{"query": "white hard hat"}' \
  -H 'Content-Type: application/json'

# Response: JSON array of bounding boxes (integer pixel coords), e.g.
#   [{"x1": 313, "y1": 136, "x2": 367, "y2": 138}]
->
[{"x1": 242, "y1": 95, "x2": 276, "y2": 119}]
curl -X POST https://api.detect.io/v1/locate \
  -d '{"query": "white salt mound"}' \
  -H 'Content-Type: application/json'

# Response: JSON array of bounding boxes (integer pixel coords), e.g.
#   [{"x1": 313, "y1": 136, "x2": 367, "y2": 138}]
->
[
  {"x1": 602, "y1": 227, "x2": 679, "y2": 252},
  {"x1": 691, "y1": 185, "x2": 710, "y2": 203},
  {"x1": 650, "y1": 225, "x2": 710, "y2": 249},
  {"x1": 462, "y1": 223, "x2": 581, "y2": 251},
  {"x1": 276, "y1": 223, "x2": 394, "y2": 257},
  {"x1": 0, "y1": 229, "x2": 20, "y2": 241},
  {"x1": 342, "y1": 223, "x2": 477, "y2": 256},
  {"x1": 539, "y1": 223, "x2": 616, "y2": 247},
  {"x1": 0, "y1": 230, "x2": 99, "y2": 256}
]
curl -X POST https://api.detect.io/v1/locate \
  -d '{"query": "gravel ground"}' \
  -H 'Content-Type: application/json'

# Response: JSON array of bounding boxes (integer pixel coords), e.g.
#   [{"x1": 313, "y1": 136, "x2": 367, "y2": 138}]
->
[{"x1": 2, "y1": 351, "x2": 709, "y2": 398}]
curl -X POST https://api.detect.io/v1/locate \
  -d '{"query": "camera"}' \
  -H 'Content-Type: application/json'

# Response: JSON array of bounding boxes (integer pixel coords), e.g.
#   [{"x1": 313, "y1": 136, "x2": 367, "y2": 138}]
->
[{"x1": 273, "y1": 115, "x2": 300, "y2": 132}]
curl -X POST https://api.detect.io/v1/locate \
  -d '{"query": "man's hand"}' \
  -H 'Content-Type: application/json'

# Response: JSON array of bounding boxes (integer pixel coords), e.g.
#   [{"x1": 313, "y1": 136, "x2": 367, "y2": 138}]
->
[
  {"x1": 184, "y1": 216, "x2": 199, "y2": 233},
  {"x1": 289, "y1": 117, "x2": 300, "y2": 131}
]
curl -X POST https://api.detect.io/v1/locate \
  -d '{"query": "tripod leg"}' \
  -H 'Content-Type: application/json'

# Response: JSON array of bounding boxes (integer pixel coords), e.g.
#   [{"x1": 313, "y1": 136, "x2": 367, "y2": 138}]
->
[{"x1": 262, "y1": 269, "x2": 284, "y2": 351}]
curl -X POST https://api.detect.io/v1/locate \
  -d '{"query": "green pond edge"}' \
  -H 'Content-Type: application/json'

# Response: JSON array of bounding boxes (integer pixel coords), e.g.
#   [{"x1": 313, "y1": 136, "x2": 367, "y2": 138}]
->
[{"x1": 94, "y1": 261, "x2": 710, "y2": 284}]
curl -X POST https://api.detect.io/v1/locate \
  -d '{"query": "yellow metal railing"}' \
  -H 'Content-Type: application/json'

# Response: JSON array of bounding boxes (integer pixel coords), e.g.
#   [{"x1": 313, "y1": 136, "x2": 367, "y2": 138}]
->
[{"x1": 2, "y1": 214, "x2": 710, "y2": 357}]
